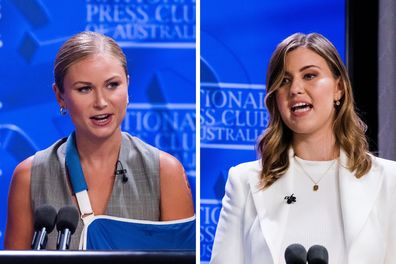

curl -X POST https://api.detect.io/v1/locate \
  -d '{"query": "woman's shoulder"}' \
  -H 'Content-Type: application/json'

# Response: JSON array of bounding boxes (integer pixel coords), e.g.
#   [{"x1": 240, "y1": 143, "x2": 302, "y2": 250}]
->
[
  {"x1": 228, "y1": 160, "x2": 261, "y2": 185},
  {"x1": 371, "y1": 155, "x2": 396, "y2": 184},
  {"x1": 371, "y1": 155, "x2": 396, "y2": 172},
  {"x1": 32, "y1": 137, "x2": 67, "y2": 167},
  {"x1": 368, "y1": 156, "x2": 396, "y2": 207},
  {"x1": 9, "y1": 138, "x2": 67, "y2": 189},
  {"x1": 230, "y1": 160, "x2": 261, "y2": 175},
  {"x1": 369, "y1": 155, "x2": 396, "y2": 191},
  {"x1": 159, "y1": 151, "x2": 183, "y2": 171},
  {"x1": 13, "y1": 156, "x2": 34, "y2": 183},
  {"x1": 157, "y1": 150, "x2": 194, "y2": 220},
  {"x1": 8, "y1": 156, "x2": 34, "y2": 206},
  {"x1": 34, "y1": 137, "x2": 67, "y2": 158}
]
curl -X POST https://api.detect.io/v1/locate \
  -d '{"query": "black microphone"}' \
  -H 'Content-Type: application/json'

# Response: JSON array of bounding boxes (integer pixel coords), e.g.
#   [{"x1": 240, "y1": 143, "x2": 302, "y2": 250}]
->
[
  {"x1": 115, "y1": 160, "x2": 128, "y2": 183},
  {"x1": 56, "y1": 205, "x2": 80, "y2": 250},
  {"x1": 285, "y1": 243, "x2": 307, "y2": 264},
  {"x1": 307, "y1": 245, "x2": 329, "y2": 264},
  {"x1": 31, "y1": 204, "x2": 57, "y2": 250},
  {"x1": 285, "y1": 193, "x2": 297, "y2": 204}
]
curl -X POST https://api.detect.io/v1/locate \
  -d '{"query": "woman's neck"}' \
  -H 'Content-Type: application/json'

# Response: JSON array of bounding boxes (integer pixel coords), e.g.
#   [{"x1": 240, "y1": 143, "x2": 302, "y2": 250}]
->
[
  {"x1": 74, "y1": 130, "x2": 122, "y2": 167},
  {"x1": 292, "y1": 132, "x2": 339, "y2": 161}
]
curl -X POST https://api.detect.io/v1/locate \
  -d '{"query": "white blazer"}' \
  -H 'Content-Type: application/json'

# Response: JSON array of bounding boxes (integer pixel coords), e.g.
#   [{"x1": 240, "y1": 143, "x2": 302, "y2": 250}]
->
[{"x1": 210, "y1": 150, "x2": 396, "y2": 264}]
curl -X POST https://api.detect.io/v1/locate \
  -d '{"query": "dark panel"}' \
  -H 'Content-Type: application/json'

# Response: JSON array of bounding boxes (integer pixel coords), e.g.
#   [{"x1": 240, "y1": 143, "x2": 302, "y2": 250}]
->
[{"x1": 346, "y1": 0, "x2": 379, "y2": 152}]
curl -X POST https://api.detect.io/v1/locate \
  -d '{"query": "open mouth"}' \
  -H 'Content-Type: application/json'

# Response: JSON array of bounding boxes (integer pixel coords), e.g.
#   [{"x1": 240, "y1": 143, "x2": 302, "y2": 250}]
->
[
  {"x1": 90, "y1": 114, "x2": 112, "y2": 123},
  {"x1": 291, "y1": 103, "x2": 313, "y2": 113}
]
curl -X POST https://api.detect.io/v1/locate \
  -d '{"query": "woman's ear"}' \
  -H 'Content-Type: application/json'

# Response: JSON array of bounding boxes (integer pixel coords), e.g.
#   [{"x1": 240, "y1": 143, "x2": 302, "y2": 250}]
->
[
  {"x1": 334, "y1": 78, "x2": 344, "y2": 100},
  {"x1": 53, "y1": 83, "x2": 64, "y2": 106}
]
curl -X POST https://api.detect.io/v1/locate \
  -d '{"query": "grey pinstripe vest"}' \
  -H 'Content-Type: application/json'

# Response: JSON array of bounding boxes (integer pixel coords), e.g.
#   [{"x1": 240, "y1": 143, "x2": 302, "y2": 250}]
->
[{"x1": 31, "y1": 132, "x2": 160, "y2": 249}]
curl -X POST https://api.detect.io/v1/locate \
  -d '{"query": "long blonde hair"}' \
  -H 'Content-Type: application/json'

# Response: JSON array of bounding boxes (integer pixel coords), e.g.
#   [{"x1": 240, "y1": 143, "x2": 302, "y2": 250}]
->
[{"x1": 258, "y1": 33, "x2": 371, "y2": 188}]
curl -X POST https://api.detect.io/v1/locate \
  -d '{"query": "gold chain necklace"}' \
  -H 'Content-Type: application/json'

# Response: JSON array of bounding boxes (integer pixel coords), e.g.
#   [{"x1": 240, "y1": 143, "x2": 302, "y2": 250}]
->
[{"x1": 294, "y1": 157, "x2": 337, "y2": 191}]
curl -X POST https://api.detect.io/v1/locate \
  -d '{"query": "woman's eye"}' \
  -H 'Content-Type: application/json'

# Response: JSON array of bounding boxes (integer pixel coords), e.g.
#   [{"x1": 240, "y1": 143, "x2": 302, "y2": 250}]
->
[
  {"x1": 107, "y1": 82, "x2": 120, "y2": 89},
  {"x1": 281, "y1": 77, "x2": 291, "y2": 86},
  {"x1": 77, "y1": 86, "x2": 92, "y2": 93},
  {"x1": 304, "y1": 73, "x2": 316, "y2": 80}
]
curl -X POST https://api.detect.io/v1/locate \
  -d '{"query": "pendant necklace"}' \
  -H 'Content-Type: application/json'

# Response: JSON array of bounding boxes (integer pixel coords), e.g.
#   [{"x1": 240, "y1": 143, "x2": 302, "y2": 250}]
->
[{"x1": 294, "y1": 157, "x2": 337, "y2": 191}]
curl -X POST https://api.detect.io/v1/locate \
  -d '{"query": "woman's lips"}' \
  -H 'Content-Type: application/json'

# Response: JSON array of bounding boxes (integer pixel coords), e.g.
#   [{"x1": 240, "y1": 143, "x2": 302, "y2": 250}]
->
[
  {"x1": 291, "y1": 102, "x2": 313, "y2": 113},
  {"x1": 90, "y1": 114, "x2": 113, "y2": 126}
]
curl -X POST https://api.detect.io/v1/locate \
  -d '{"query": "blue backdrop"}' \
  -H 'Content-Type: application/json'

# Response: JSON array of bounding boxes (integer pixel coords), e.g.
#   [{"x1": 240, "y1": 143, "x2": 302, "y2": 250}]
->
[
  {"x1": 200, "y1": 0, "x2": 345, "y2": 262},
  {"x1": 0, "y1": 0, "x2": 195, "y2": 248}
]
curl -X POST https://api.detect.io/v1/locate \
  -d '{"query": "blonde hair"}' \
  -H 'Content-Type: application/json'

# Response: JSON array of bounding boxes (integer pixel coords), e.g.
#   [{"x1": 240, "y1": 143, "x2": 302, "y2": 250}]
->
[
  {"x1": 54, "y1": 31, "x2": 128, "y2": 93},
  {"x1": 258, "y1": 33, "x2": 371, "y2": 188}
]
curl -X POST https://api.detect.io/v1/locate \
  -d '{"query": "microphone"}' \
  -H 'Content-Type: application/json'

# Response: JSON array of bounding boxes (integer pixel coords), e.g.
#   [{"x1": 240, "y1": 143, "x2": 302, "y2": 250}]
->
[
  {"x1": 115, "y1": 160, "x2": 128, "y2": 183},
  {"x1": 56, "y1": 205, "x2": 80, "y2": 250},
  {"x1": 284, "y1": 243, "x2": 307, "y2": 264},
  {"x1": 284, "y1": 193, "x2": 297, "y2": 204},
  {"x1": 31, "y1": 204, "x2": 57, "y2": 250},
  {"x1": 307, "y1": 245, "x2": 329, "y2": 264}
]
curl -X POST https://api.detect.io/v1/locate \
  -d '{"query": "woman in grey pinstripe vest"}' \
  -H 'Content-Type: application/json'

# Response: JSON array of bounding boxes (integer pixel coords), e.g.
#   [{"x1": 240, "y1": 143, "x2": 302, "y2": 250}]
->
[{"x1": 4, "y1": 31, "x2": 194, "y2": 249}]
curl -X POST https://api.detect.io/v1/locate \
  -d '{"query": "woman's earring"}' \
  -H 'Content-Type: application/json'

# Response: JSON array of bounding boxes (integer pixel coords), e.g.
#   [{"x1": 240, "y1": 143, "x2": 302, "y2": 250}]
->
[
  {"x1": 60, "y1": 106, "x2": 67, "y2": 115},
  {"x1": 334, "y1": 99, "x2": 341, "y2": 106}
]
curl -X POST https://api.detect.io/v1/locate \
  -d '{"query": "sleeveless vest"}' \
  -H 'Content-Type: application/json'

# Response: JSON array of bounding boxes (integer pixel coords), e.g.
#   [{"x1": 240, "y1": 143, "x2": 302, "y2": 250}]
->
[{"x1": 30, "y1": 132, "x2": 160, "y2": 249}]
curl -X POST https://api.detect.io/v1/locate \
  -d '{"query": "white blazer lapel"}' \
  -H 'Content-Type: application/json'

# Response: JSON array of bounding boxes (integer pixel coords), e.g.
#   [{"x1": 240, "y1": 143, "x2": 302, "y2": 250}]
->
[
  {"x1": 339, "y1": 151, "x2": 383, "y2": 252},
  {"x1": 248, "y1": 149, "x2": 295, "y2": 263}
]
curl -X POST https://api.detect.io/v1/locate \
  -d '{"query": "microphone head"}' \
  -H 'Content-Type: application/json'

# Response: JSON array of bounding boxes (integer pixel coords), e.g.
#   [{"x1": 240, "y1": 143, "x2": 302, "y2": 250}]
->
[
  {"x1": 56, "y1": 205, "x2": 80, "y2": 234},
  {"x1": 307, "y1": 245, "x2": 329, "y2": 264},
  {"x1": 34, "y1": 204, "x2": 57, "y2": 232},
  {"x1": 285, "y1": 243, "x2": 307, "y2": 264},
  {"x1": 122, "y1": 174, "x2": 128, "y2": 183}
]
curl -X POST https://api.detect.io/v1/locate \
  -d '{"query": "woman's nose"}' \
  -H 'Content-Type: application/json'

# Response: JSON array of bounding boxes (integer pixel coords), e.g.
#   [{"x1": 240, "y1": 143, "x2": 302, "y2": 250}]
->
[
  {"x1": 289, "y1": 79, "x2": 304, "y2": 96},
  {"x1": 93, "y1": 90, "x2": 108, "y2": 109}
]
